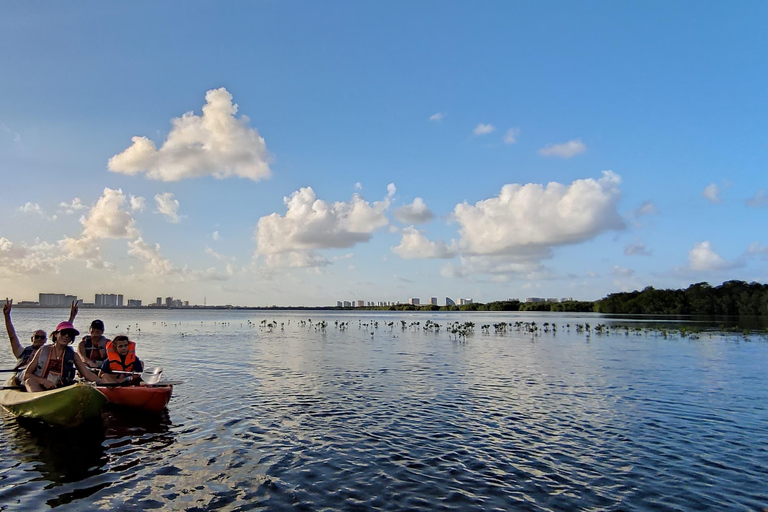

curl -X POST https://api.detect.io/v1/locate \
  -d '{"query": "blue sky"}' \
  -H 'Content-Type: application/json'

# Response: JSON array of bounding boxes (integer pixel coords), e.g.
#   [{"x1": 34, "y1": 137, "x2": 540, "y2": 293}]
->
[{"x1": 1, "y1": 1, "x2": 767, "y2": 306}]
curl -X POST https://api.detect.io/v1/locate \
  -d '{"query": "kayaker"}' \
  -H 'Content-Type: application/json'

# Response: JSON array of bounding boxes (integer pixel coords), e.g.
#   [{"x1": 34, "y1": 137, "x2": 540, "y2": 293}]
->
[
  {"x1": 77, "y1": 319, "x2": 111, "y2": 369},
  {"x1": 99, "y1": 335, "x2": 143, "y2": 384},
  {"x1": 22, "y1": 321, "x2": 103, "y2": 392},
  {"x1": 3, "y1": 299, "x2": 78, "y2": 378}
]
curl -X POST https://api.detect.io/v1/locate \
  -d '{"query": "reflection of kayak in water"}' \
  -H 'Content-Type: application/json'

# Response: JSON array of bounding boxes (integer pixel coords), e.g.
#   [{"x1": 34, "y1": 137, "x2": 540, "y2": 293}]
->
[
  {"x1": 0, "y1": 377, "x2": 107, "y2": 428},
  {"x1": 96, "y1": 383, "x2": 174, "y2": 413}
]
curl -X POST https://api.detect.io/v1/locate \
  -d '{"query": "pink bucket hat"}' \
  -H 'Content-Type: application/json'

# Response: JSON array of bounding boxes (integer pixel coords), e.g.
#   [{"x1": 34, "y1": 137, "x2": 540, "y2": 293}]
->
[{"x1": 53, "y1": 321, "x2": 79, "y2": 336}]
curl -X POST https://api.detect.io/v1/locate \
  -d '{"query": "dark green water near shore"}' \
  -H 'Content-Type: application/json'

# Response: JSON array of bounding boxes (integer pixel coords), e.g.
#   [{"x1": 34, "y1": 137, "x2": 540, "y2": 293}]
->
[{"x1": 1, "y1": 310, "x2": 766, "y2": 510}]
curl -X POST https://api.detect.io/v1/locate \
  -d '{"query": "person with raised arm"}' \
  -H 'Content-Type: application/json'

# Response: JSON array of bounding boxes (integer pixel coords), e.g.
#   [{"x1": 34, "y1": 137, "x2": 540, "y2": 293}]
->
[
  {"x1": 4, "y1": 299, "x2": 78, "y2": 378},
  {"x1": 22, "y1": 321, "x2": 103, "y2": 392}
]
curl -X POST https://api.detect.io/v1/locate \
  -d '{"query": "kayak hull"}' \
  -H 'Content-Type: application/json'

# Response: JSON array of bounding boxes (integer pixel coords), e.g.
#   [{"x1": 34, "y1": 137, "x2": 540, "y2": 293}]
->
[
  {"x1": 0, "y1": 378, "x2": 107, "y2": 428},
  {"x1": 96, "y1": 385, "x2": 173, "y2": 413}
]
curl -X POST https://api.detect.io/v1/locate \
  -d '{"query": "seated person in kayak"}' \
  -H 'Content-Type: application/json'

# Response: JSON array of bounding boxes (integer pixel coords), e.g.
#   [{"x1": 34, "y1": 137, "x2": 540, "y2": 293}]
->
[
  {"x1": 77, "y1": 319, "x2": 111, "y2": 369},
  {"x1": 99, "y1": 335, "x2": 143, "y2": 384},
  {"x1": 22, "y1": 321, "x2": 103, "y2": 392},
  {"x1": 4, "y1": 299, "x2": 78, "y2": 379}
]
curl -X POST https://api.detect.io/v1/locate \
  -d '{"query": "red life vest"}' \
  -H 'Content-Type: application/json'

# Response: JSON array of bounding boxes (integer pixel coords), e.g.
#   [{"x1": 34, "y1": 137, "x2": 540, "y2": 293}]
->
[{"x1": 106, "y1": 340, "x2": 137, "y2": 372}]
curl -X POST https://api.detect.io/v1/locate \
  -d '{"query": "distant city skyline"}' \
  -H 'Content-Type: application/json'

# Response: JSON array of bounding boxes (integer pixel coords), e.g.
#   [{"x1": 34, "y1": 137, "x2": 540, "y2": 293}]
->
[{"x1": 1, "y1": 3, "x2": 766, "y2": 306}]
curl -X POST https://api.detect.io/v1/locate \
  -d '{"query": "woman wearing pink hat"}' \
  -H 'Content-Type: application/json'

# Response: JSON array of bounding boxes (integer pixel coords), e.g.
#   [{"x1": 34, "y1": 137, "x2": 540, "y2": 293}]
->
[{"x1": 22, "y1": 321, "x2": 103, "y2": 392}]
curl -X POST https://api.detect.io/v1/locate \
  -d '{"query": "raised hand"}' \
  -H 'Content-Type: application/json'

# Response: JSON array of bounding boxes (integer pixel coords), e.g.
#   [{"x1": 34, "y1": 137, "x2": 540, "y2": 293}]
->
[{"x1": 3, "y1": 298, "x2": 12, "y2": 317}]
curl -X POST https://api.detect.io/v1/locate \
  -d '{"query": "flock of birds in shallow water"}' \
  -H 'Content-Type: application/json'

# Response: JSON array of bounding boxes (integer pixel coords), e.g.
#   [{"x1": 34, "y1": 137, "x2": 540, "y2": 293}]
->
[{"x1": 101, "y1": 317, "x2": 768, "y2": 342}]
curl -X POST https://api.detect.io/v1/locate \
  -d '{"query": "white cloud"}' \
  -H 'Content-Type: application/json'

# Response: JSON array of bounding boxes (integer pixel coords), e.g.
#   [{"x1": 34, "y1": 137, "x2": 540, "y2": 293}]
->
[
  {"x1": 702, "y1": 184, "x2": 721, "y2": 203},
  {"x1": 108, "y1": 87, "x2": 272, "y2": 182},
  {"x1": 255, "y1": 186, "x2": 391, "y2": 267},
  {"x1": 60, "y1": 188, "x2": 139, "y2": 267},
  {"x1": 393, "y1": 197, "x2": 434, "y2": 224},
  {"x1": 18, "y1": 202, "x2": 56, "y2": 220},
  {"x1": 354, "y1": 182, "x2": 363, "y2": 191},
  {"x1": 625, "y1": 242, "x2": 652, "y2": 256},
  {"x1": 538, "y1": 138, "x2": 587, "y2": 158},
  {"x1": 429, "y1": 112, "x2": 445, "y2": 122},
  {"x1": 387, "y1": 183, "x2": 397, "y2": 198},
  {"x1": 392, "y1": 172, "x2": 624, "y2": 280},
  {"x1": 212, "y1": 230, "x2": 220, "y2": 241},
  {"x1": 0, "y1": 238, "x2": 59, "y2": 276},
  {"x1": 473, "y1": 123, "x2": 495, "y2": 136},
  {"x1": 455, "y1": 171, "x2": 624, "y2": 255},
  {"x1": 59, "y1": 198, "x2": 89, "y2": 214},
  {"x1": 205, "y1": 246, "x2": 234, "y2": 262},
  {"x1": 130, "y1": 195, "x2": 146, "y2": 212},
  {"x1": 80, "y1": 188, "x2": 138, "y2": 240},
  {"x1": 746, "y1": 189, "x2": 768, "y2": 208},
  {"x1": 154, "y1": 192, "x2": 182, "y2": 223},
  {"x1": 392, "y1": 227, "x2": 456, "y2": 259},
  {"x1": 688, "y1": 241, "x2": 733, "y2": 271},
  {"x1": 128, "y1": 237, "x2": 175, "y2": 276},
  {"x1": 502, "y1": 128, "x2": 520, "y2": 144}
]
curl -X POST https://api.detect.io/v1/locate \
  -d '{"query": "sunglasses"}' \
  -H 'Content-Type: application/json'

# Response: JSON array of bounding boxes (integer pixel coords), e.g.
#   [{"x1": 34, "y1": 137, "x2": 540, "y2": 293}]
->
[
  {"x1": 33, "y1": 334, "x2": 46, "y2": 340},
  {"x1": 58, "y1": 330, "x2": 77, "y2": 338}
]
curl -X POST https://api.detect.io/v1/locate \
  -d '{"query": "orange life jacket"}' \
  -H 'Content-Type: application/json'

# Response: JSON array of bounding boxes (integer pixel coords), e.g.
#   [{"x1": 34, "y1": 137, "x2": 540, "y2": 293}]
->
[{"x1": 106, "y1": 340, "x2": 137, "y2": 372}]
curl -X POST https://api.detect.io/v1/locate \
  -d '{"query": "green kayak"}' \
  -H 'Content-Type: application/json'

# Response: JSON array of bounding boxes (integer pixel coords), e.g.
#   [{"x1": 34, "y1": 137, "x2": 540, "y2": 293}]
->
[{"x1": 1, "y1": 377, "x2": 107, "y2": 428}]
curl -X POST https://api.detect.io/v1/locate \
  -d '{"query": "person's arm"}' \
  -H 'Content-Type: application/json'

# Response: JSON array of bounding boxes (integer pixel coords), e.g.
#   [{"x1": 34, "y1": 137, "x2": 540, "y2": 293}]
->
[
  {"x1": 22, "y1": 347, "x2": 55, "y2": 390},
  {"x1": 74, "y1": 353, "x2": 102, "y2": 383},
  {"x1": 68, "y1": 300, "x2": 78, "y2": 323},
  {"x1": 3, "y1": 299, "x2": 24, "y2": 359},
  {"x1": 76, "y1": 338, "x2": 92, "y2": 366},
  {"x1": 134, "y1": 357, "x2": 143, "y2": 373}
]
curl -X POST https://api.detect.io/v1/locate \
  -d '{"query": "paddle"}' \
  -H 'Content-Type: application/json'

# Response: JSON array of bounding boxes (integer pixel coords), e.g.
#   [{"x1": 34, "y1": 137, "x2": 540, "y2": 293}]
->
[
  {"x1": 99, "y1": 367, "x2": 164, "y2": 385},
  {"x1": 1, "y1": 385, "x2": 24, "y2": 390},
  {"x1": 0, "y1": 366, "x2": 26, "y2": 373}
]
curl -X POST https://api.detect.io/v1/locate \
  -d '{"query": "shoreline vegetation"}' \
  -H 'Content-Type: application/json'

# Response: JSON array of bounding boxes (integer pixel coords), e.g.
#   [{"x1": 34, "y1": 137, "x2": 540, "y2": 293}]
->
[{"x1": 10, "y1": 280, "x2": 767, "y2": 317}]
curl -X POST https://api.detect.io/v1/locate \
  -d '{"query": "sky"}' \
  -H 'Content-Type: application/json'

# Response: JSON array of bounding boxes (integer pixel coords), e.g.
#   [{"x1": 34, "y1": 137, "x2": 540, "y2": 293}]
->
[{"x1": 1, "y1": 1, "x2": 767, "y2": 307}]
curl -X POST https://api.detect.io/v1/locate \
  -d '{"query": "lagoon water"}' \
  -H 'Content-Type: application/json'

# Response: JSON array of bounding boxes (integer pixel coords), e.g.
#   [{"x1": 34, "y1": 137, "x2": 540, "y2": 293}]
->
[{"x1": 0, "y1": 309, "x2": 766, "y2": 511}]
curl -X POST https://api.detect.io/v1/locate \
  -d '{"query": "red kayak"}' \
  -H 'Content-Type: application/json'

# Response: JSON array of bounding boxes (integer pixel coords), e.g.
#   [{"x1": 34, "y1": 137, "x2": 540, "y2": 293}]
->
[{"x1": 97, "y1": 384, "x2": 173, "y2": 413}]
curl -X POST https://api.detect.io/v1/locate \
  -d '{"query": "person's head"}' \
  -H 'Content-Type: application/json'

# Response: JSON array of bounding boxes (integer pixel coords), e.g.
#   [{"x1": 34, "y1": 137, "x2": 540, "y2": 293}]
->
[
  {"x1": 52, "y1": 322, "x2": 79, "y2": 347},
  {"x1": 113, "y1": 335, "x2": 130, "y2": 356},
  {"x1": 30, "y1": 330, "x2": 47, "y2": 348},
  {"x1": 90, "y1": 319, "x2": 105, "y2": 339}
]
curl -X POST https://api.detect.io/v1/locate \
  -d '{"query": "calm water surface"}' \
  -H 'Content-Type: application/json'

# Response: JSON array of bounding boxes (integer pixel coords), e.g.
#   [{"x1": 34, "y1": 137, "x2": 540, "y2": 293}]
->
[{"x1": 0, "y1": 309, "x2": 766, "y2": 511}]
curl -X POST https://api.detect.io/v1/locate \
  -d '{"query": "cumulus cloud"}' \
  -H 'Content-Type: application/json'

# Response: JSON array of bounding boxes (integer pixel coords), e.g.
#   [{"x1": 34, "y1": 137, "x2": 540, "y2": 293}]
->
[
  {"x1": 19, "y1": 203, "x2": 56, "y2": 220},
  {"x1": 538, "y1": 138, "x2": 586, "y2": 158},
  {"x1": 128, "y1": 237, "x2": 226, "y2": 280},
  {"x1": 702, "y1": 184, "x2": 721, "y2": 203},
  {"x1": 392, "y1": 227, "x2": 456, "y2": 259},
  {"x1": 0, "y1": 238, "x2": 59, "y2": 276},
  {"x1": 746, "y1": 189, "x2": 768, "y2": 208},
  {"x1": 688, "y1": 241, "x2": 734, "y2": 271},
  {"x1": 473, "y1": 123, "x2": 495, "y2": 136},
  {"x1": 60, "y1": 188, "x2": 139, "y2": 267},
  {"x1": 205, "y1": 246, "x2": 233, "y2": 262},
  {"x1": 213, "y1": 230, "x2": 220, "y2": 241},
  {"x1": 429, "y1": 112, "x2": 445, "y2": 122},
  {"x1": 625, "y1": 242, "x2": 652, "y2": 256},
  {"x1": 255, "y1": 186, "x2": 392, "y2": 267},
  {"x1": 155, "y1": 192, "x2": 182, "y2": 223},
  {"x1": 59, "y1": 198, "x2": 88, "y2": 214},
  {"x1": 130, "y1": 195, "x2": 146, "y2": 212},
  {"x1": 391, "y1": 172, "x2": 624, "y2": 279},
  {"x1": 502, "y1": 128, "x2": 520, "y2": 144},
  {"x1": 455, "y1": 171, "x2": 624, "y2": 255},
  {"x1": 108, "y1": 87, "x2": 272, "y2": 182},
  {"x1": 393, "y1": 197, "x2": 434, "y2": 224},
  {"x1": 387, "y1": 183, "x2": 397, "y2": 198}
]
